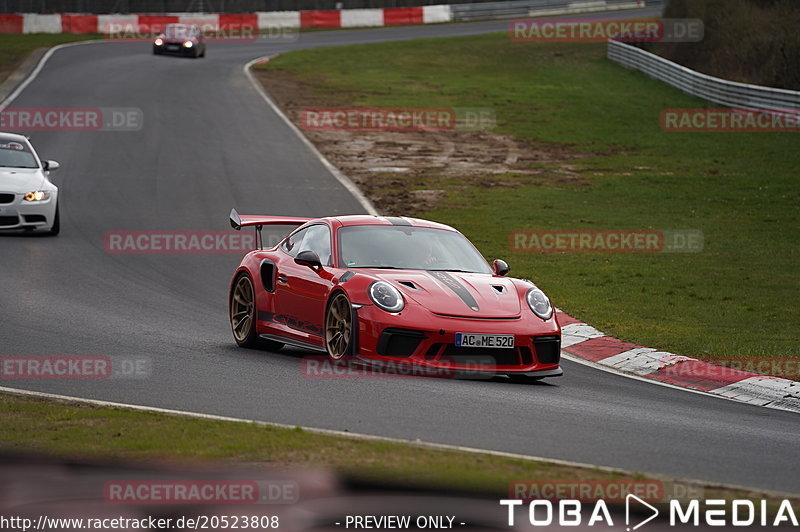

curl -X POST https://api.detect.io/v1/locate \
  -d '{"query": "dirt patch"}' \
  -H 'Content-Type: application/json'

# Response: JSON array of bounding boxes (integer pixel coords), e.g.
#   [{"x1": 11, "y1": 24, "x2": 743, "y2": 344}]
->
[{"x1": 256, "y1": 67, "x2": 589, "y2": 215}]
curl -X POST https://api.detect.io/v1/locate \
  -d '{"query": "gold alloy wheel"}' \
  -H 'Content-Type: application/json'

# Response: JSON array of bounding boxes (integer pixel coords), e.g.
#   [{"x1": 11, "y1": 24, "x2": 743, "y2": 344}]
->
[
  {"x1": 231, "y1": 275, "x2": 255, "y2": 343},
  {"x1": 325, "y1": 293, "x2": 352, "y2": 360}
]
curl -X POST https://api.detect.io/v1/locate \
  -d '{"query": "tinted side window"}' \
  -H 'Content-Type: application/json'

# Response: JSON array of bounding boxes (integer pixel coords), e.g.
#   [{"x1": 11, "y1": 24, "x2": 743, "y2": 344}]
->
[
  {"x1": 298, "y1": 225, "x2": 332, "y2": 266},
  {"x1": 281, "y1": 227, "x2": 308, "y2": 258}
]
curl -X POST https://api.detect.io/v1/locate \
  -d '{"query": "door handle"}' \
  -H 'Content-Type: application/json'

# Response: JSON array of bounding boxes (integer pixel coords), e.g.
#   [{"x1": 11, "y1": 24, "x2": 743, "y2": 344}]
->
[{"x1": 277, "y1": 275, "x2": 288, "y2": 283}]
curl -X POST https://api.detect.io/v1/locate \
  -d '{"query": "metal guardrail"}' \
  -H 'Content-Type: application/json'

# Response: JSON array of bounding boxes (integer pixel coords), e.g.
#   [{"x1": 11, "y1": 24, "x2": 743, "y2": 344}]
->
[{"x1": 608, "y1": 40, "x2": 800, "y2": 113}]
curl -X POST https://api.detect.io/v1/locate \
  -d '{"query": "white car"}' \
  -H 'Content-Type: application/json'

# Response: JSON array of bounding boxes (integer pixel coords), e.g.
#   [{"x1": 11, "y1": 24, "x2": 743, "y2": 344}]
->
[{"x1": 0, "y1": 132, "x2": 61, "y2": 235}]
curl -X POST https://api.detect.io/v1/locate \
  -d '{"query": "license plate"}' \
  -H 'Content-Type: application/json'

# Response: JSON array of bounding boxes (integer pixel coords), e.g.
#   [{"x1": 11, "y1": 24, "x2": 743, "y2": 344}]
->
[
  {"x1": 455, "y1": 333, "x2": 514, "y2": 349},
  {"x1": 167, "y1": 44, "x2": 179, "y2": 50}
]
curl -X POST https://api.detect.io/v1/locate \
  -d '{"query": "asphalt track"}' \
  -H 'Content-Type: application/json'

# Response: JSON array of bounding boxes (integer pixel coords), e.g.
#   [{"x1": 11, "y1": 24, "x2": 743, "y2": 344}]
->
[{"x1": 1, "y1": 10, "x2": 799, "y2": 496}]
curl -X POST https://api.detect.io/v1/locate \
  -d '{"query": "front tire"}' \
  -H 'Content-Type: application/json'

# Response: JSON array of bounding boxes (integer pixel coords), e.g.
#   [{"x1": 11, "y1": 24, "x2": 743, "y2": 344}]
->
[
  {"x1": 325, "y1": 292, "x2": 353, "y2": 360},
  {"x1": 230, "y1": 273, "x2": 282, "y2": 350},
  {"x1": 48, "y1": 204, "x2": 60, "y2": 236}
]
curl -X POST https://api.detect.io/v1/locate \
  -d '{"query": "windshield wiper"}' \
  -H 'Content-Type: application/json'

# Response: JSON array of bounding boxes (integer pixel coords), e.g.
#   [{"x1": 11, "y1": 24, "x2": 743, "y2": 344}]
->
[
  {"x1": 0, "y1": 165, "x2": 35, "y2": 169},
  {"x1": 427, "y1": 268, "x2": 480, "y2": 273},
  {"x1": 352, "y1": 265, "x2": 405, "y2": 269}
]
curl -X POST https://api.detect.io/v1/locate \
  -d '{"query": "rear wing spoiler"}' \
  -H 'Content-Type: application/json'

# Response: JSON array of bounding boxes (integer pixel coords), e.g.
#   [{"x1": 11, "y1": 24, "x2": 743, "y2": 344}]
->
[
  {"x1": 229, "y1": 208, "x2": 312, "y2": 249},
  {"x1": 229, "y1": 209, "x2": 312, "y2": 230}
]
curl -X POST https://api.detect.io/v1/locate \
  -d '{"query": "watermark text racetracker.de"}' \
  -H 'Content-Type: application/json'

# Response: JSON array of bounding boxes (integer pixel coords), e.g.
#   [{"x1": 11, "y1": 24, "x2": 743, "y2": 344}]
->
[
  {"x1": 299, "y1": 107, "x2": 496, "y2": 132},
  {"x1": 0, "y1": 108, "x2": 143, "y2": 132},
  {"x1": 509, "y1": 17, "x2": 703, "y2": 43},
  {"x1": 685, "y1": 358, "x2": 800, "y2": 380},
  {"x1": 103, "y1": 19, "x2": 298, "y2": 42},
  {"x1": 104, "y1": 230, "x2": 284, "y2": 254},
  {"x1": 661, "y1": 108, "x2": 800, "y2": 132},
  {"x1": 105, "y1": 479, "x2": 298, "y2": 505},
  {"x1": 508, "y1": 478, "x2": 703, "y2": 504},
  {"x1": 510, "y1": 229, "x2": 704, "y2": 254},
  {"x1": 0, "y1": 355, "x2": 151, "y2": 379},
  {"x1": 302, "y1": 356, "x2": 496, "y2": 379}
]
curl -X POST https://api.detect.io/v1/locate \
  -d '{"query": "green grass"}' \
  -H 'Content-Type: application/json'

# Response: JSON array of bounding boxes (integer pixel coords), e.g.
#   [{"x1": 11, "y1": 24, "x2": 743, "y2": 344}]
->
[
  {"x1": 0, "y1": 393, "x2": 632, "y2": 495},
  {"x1": 3, "y1": 392, "x2": 794, "y2": 507},
  {"x1": 258, "y1": 34, "x2": 800, "y2": 363},
  {"x1": 0, "y1": 34, "x2": 101, "y2": 84}
]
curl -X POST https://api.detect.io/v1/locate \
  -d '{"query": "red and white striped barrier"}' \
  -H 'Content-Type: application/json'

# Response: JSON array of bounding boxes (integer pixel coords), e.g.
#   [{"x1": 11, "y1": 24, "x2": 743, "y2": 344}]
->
[
  {"x1": 0, "y1": 6, "x2": 453, "y2": 34},
  {"x1": 557, "y1": 311, "x2": 800, "y2": 413},
  {"x1": 0, "y1": 0, "x2": 651, "y2": 34}
]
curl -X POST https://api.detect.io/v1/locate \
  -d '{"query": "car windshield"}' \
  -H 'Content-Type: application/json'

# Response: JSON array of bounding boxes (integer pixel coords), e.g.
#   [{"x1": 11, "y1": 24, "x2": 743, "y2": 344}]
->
[
  {"x1": 0, "y1": 140, "x2": 37, "y2": 168},
  {"x1": 165, "y1": 25, "x2": 195, "y2": 39},
  {"x1": 338, "y1": 225, "x2": 492, "y2": 273}
]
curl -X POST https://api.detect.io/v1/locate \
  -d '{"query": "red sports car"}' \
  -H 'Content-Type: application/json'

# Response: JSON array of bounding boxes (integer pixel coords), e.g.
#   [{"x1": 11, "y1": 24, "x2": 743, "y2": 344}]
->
[{"x1": 228, "y1": 210, "x2": 562, "y2": 381}]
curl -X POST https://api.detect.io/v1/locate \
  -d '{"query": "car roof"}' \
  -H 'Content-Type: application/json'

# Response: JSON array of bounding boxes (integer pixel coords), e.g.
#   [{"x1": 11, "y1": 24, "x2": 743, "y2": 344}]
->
[
  {"x1": 326, "y1": 215, "x2": 456, "y2": 232},
  {"x1": 0, "y1": 132, "x2": 30, "y2": 143}
]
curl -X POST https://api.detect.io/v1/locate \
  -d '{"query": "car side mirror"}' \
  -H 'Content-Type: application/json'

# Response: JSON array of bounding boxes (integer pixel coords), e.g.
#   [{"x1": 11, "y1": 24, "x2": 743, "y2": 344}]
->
[
  {"x1": 492, "y1": 259, "x2": 510, "y2": 276},
  {"x1": 295, "y1": 250, "x2": 322, "y2": 269},
  {"x1": 44, "y1": 160, "x2": 60, "y2": 171}
]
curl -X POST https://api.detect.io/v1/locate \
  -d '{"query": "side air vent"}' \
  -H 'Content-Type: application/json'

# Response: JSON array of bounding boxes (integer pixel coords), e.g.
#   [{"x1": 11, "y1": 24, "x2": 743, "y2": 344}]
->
[
  {"x1": 260, "y1": 260, "x2": 275, "y2": 292},
  {"x1": 533, "y1": 335, "x2": 561, "y2": 364},
  {"x1": 377, "y1": 328, "x2": 425, "y2": 358},
  {"x1": 397, "y1": 281, "x2": 420, "y2": 290},
  {"x1": 492, "y1": 285, "x2": 505, "y2": 293}
]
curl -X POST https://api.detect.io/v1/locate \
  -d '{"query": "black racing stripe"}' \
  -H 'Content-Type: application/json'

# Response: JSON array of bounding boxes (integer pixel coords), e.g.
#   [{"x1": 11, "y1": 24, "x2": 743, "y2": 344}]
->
[
  {"x1": 384, "y1": 216, "x2": 412, "y2": 226},
  {"x1": 427, "y1": 271, "x2": 480, "y2": 312}
]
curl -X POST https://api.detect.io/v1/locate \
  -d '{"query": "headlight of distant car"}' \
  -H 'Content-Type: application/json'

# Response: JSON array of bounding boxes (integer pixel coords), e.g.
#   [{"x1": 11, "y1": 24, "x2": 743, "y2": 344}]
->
[
  {"x1": 154, "y1": 38, "x2": 164, "y2": 46},
  {"x1": 183, "y1": 40, "x2": 193, "y2": 48},
  {"x1": 526, "y1": 288, "x2": 552, "y2": 319},
  {"x1": 369, "y1": 281, "x2": 404, "y2": 313},
  {"x1": 24, "y1": 191, "x2": 50, "y2": 202}
]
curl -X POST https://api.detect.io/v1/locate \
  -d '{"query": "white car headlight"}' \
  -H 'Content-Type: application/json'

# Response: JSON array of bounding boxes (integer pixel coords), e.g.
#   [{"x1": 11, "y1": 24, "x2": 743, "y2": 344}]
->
[
  {"x1": 183, "y1": 40, "x2": 193, "y2": 48},
  {"x1": 369, "y1": 281, "x2": 404, "y2": 313},
  {"x1": 23, "y1": 191, "x2": 50, "y2": 202},
  {"x1": 526, "y1": 288, "x2": 553, "y2": 320},
  {"x1": 154, "y1": 38, "x2": 164, "y2": 46}
]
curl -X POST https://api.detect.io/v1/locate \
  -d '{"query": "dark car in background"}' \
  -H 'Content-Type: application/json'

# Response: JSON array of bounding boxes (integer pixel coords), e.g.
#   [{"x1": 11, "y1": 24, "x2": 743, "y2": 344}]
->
[{"x1": 153, "y1": 24, "x2": 206, "y2": 58}]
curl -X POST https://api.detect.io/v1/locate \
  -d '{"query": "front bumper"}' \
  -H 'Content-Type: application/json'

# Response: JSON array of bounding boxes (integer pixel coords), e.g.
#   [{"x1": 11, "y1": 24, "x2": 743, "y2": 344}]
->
[
  {"x1": 154, "y1": 41, "x2": 198, "y2": 55},
  {"x1": 0, "y1": 193, "x2": 56, "y2": 231},
  {"x1": 354, "y1": 303, "x2": 562, "y2": 375}
]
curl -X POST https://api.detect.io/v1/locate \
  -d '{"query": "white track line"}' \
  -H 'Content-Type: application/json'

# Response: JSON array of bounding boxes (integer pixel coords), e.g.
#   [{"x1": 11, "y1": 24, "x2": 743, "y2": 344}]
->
[
  {"x1": 0, "y1": 40, "x2": 100, "y2": 112},
  {"x1": 560, "y1": 352, "x2": 766, "y2": 407},
  {"x1": 4, "y1": 384, "x2": 797, "y2": 501},
  {"x1": 243, "y1": 55, "x2": 379, "y2": 216},
  {"x1": 2, "y1": 40, "x2": 795, "y2": 498}
]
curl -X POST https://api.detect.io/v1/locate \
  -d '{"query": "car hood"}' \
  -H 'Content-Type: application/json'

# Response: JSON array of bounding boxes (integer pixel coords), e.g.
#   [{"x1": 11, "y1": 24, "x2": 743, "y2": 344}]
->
[
  {"x1": 375, "y1": 270, "x2": 522, "y2": 318},
  {"x1": 0, "y1": 168, "x2": 43, "y2": 193}
]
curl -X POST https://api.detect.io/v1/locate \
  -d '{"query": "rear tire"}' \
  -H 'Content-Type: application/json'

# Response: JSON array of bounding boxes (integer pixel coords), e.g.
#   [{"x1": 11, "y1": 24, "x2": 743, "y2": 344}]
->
[{"x1": 230, "y1": 273, "x2": 283, "y2": 350}]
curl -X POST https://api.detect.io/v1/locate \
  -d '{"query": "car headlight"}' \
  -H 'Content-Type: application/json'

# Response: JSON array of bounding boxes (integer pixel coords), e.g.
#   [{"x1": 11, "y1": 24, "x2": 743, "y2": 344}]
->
[
  {"x1": 369, "y1": 281, "x2": 404, "y2": 313},
  {"x1": 526, "y1": 288, "x2": 552, "y2": 319},
  {"x1": 24, "y1": 191, "x2": 49, "y2": 202},
  {"x1": 154, "y1": 38, "x2": 164, "y2": 46},
  {"x1": 183, "y1": 40, "x2": 193, "y2": 48}
]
